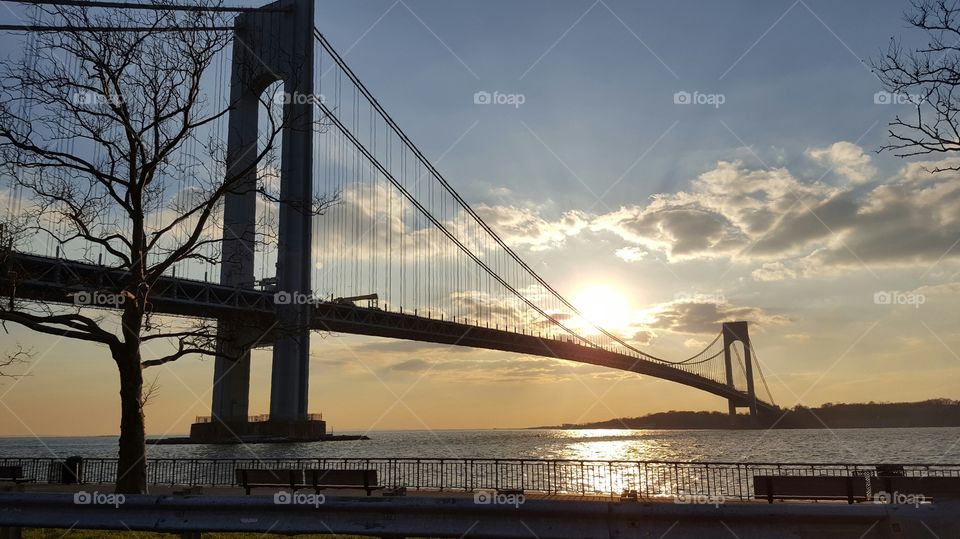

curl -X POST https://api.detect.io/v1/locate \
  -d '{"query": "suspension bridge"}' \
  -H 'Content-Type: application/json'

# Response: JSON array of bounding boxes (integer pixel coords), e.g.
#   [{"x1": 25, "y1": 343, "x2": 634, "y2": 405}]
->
[{"x1": 0, "y1": 0, "x2": 778, "y2": 442}]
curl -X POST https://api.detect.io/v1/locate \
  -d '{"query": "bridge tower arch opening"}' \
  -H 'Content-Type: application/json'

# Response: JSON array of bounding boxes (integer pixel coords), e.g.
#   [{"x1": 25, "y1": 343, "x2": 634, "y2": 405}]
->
[
  {"x1": 722, "y1": 321, "x2": 758, "y2": 417},
  {"x1": 200, "y1": 0, "x2": 319, "y2": 442}
]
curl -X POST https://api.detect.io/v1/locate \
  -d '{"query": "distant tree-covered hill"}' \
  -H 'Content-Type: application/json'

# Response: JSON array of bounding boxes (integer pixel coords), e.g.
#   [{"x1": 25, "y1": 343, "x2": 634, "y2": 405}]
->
[{"x1": 533, "y1": 399, "x2": 960, "y2": 430}]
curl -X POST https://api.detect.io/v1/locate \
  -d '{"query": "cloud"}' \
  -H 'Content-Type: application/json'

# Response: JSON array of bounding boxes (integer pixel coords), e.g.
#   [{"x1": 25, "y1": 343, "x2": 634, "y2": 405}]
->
[
  {"x1": 751, "y1": 261, "x2": 798, "y2": 282},
  {"x1": 647, "y1": 300, "x2": 788, "y2": 335},
  {"x1": 476, "y1": 205, "x2": 588, "y2": 251},
  {"x1": 806, "y1": 141, "x2": 877, "y2": 184},
  {"x1": 590, "y1": 160, "x2": 836, "y2": 262},
  {"x1": 389, "y1": 358, "x2": 432, "y2": 372},
  {"x1": 630, "y1": 328, "x2": 657, "y2": 346},
  {"x1": 383, "y1": 354, "x2": 590, "y2": 383},
  {"x1": 614, "y1": 246, "x2": 646, "y2": 262},
  {"x1": 480, "y1": 145, "x2": 960, "y2": 278}
]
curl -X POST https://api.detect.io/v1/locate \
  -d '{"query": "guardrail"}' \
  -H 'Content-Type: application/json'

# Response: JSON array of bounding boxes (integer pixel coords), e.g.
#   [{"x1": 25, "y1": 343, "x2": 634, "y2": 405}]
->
[
  {"x1": 3, "y1": 492, "x2": 952, "y2": 539},
  {"x1": 3, "y1": 457, "x2": 960, "y2": 500}
]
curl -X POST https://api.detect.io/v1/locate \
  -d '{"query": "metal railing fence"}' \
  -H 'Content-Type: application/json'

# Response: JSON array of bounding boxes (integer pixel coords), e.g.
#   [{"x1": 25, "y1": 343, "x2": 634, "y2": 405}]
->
[{"x1": 3, "y1": 457, "x2": 959, "y2": 500}]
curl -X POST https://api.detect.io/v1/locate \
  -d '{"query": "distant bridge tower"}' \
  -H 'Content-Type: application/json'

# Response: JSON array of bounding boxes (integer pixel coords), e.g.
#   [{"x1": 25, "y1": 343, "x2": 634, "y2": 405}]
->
[
  {"x1": 722, "y1": 321, "x2": 758, "y2": 417},
  {"x1": 195, "y1": 0, "x2": 322, "y2": 442}
]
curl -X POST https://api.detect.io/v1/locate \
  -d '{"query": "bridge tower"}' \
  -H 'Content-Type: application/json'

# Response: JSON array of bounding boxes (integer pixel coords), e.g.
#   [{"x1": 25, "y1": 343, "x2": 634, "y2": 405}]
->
[
  {"x1": 196, "y1": 0, "x2": 320, "y2": 442},
  {"x1": 722, "y1": 321, "x2": 758, "y2": 417}
]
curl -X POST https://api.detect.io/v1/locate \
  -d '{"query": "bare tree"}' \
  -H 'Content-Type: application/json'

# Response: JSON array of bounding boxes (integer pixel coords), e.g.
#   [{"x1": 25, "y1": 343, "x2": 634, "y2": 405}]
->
[
  {"x1": 874, "y1": 0, "x2": 960, "y2": 168},
  {"x1": 0, "y1": 344, "x2": 31, "y2": 379},
  {"x1": 0, "y1": 2, "x2": 333, "y2": 493}
]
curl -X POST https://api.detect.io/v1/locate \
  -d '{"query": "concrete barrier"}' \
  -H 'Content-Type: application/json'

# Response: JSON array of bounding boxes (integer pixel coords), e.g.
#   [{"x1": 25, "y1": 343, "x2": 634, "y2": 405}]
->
[{"x1": 1, "y1": 492, "x2": 959, "y2": 538}]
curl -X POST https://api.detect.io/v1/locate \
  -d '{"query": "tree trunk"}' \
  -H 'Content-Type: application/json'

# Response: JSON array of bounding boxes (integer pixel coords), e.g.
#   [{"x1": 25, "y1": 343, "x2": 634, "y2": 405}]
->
[{"x1": 115, "y1": 351, "x2": 146, "y2": 494}]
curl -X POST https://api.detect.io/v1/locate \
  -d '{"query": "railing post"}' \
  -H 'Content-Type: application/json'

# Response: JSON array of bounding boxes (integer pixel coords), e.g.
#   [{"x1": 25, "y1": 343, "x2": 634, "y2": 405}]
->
[
  {"x1": 547, "y1": 460, "x2": 553, "y2": 494},
  {"x1": 580, "y1": 461, "x2": 585, "y2": 496},
  {"x1": 608, "y1": 461, "x2": 612, "y2": 496},
  {"x1": 705, "y1": 463, "x2": 711, "y2": 497},
  {"x1": 673, "y1": 463, "x2": 679, "y2": 497},
  {"x1": 520, "y1": 459, "x2": 524, "y2": 492}
]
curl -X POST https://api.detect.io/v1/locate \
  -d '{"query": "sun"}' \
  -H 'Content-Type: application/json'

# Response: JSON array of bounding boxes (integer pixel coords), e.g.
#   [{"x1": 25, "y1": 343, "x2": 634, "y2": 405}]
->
[{"x1": 572, "y1": 284, "x2": 631, "y2": 332}]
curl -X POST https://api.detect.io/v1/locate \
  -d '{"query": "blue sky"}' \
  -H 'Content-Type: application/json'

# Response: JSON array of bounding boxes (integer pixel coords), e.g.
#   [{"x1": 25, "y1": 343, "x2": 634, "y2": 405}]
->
[{"x1": 316, "y1": 0, "x2": 907, "y2": 203}]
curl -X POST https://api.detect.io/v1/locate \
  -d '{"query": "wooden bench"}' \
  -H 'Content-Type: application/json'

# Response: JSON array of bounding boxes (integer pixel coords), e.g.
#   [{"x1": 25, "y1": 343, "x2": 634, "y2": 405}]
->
[
  {"x1": 0, "y1": 466, "x2": 30, "y2": 484},
  {"x1": 236, "y1": 468, "x2": 382, "y2": 496},
  {"x1": 307, "y1": 469, "x2": 382, "y2": 496},
  {"x1": 235, "y1": 469, "x2": 305, "y2": 495},
  {"x1": 754, "y1": 475, "x2": 867, "y2": 504},
  {"x1": 871, "y1": 476, "x2": 960, "y2": 501}
]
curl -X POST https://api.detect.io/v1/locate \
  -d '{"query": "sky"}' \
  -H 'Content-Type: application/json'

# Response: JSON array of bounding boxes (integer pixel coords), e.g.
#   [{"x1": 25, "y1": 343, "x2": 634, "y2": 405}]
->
[{"x1": 2, "y1": 0, "x2": 960, "y2": 436}]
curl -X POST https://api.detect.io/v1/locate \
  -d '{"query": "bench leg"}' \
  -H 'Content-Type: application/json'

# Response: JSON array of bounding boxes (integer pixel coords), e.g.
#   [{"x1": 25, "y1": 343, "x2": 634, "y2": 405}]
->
[{"x1": 766, "y1": 477, "x2": 773, "y2": 504}]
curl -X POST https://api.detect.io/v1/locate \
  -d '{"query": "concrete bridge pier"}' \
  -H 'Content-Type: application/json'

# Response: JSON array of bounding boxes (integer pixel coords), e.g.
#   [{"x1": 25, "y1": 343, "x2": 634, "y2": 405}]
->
[
  {"x1": 267, "y1": 0, "x2": 315, "y2": 422},
  {"x1": 193, "y1": 0, "x2": 323, "y2": 443}
]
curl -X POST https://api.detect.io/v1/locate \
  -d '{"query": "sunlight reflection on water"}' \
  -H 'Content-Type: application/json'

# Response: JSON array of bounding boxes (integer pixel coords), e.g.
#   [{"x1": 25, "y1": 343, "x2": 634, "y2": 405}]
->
[{"x1": 1, "y1": 427, "x2": 959, "y2": 463}]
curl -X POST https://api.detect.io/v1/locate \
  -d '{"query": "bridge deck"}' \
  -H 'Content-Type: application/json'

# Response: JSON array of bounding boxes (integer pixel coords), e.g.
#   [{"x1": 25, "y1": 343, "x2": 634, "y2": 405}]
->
[{"x1": 0, "y1": 251, "x2": 775, "y2": 412}]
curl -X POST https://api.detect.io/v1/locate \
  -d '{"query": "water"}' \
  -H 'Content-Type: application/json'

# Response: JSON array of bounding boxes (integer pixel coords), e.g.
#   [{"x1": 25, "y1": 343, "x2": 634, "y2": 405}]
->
[{"x1": 2, "y1": 427, "x2": 959, "y2": 463}]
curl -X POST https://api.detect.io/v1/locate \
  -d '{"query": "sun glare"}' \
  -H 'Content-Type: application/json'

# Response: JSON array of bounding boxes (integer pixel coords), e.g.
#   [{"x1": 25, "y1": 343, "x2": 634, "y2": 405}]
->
[{"x1": 572, "y1": 284, "x2": 631, "y2": 332}]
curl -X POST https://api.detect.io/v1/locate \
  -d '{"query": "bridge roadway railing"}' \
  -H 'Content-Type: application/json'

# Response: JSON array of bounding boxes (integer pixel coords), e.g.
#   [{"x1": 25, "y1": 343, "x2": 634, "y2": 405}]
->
[{"x1": 3, "y1": 456, "x2": 959, "y2": 500}]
